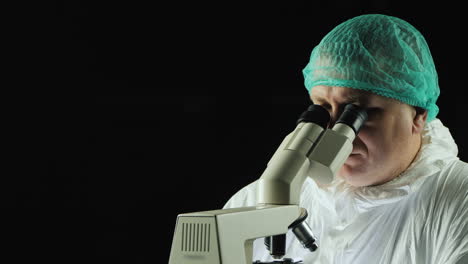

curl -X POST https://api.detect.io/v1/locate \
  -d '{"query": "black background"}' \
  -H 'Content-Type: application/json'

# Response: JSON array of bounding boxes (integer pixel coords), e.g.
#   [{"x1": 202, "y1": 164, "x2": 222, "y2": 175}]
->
[{"x1": 11, "y1": 1, "x2": 467, "y2": 263}]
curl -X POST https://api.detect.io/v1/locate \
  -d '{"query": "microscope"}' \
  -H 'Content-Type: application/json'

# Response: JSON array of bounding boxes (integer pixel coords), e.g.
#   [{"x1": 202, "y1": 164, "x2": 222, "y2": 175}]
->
[{"x1": 168, "y1": 103, "x2": 368, "y2": 264}]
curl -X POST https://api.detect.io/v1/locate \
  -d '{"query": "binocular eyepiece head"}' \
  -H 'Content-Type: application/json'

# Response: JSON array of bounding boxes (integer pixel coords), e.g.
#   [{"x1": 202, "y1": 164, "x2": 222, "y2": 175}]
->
[{"x1": 297, "y1": 103, "x2": 368, "y2": 134}]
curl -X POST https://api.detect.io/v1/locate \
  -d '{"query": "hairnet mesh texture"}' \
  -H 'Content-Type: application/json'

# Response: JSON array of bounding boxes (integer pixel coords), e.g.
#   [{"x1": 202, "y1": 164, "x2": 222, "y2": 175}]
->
[{"x1": 302, "y1": 14, "x2": 440, "y2": 121}]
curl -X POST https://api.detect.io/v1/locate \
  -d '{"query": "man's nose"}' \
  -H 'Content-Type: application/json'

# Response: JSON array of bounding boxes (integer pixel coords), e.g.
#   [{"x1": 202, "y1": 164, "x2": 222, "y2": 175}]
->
[
  {"x1": 328, "y1": 109, "x2": 342, "y2": 128},
  {"x1": 329, "y1": 102, "x2": 352, "y2": 128}
]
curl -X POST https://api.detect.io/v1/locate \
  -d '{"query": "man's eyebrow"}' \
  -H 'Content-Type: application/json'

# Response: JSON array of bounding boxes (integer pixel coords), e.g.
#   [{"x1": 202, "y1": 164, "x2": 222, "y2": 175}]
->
[
  {"x1": 312, "y1": 91, "x2": 370, "y2": 104},
  {"x1": 351, "y1": 92, "x2": 372, "y2": 105},
  {"x1": 312, "y1": 96, "x2": 327, "y2": 104},
  {"x1": 346, "y1": 92, "x2": 367, "y2": 103}
]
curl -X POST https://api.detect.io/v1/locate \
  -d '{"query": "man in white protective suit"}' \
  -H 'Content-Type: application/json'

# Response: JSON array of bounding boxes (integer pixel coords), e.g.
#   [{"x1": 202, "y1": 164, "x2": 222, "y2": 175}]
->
[{"x1": 223, "y1": 14, "x2": 468, "y2": 264}]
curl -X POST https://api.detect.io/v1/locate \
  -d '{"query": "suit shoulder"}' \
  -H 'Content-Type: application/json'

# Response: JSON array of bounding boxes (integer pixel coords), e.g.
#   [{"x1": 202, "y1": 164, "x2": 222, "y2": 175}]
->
[{"x1": 223, "y1": 180, "x2": 258, "y2": 209}]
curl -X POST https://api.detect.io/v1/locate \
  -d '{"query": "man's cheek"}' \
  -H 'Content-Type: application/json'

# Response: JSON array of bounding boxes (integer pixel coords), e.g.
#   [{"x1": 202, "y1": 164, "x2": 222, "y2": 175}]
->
[{"x1": 352, "y1": 134, "x2": 368, "y2": 152}]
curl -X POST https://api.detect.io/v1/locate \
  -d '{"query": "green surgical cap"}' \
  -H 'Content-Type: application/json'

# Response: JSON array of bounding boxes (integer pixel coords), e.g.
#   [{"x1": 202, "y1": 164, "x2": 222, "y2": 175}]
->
[{"x1": 302, "y1": 14, "x2": 440, "y2": 122}]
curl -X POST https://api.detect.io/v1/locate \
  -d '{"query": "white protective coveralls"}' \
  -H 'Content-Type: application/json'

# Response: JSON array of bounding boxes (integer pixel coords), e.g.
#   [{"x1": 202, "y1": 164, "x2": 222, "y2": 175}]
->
[{"x1": 223, "y1": 119, "x2": 468, "y2": 264}]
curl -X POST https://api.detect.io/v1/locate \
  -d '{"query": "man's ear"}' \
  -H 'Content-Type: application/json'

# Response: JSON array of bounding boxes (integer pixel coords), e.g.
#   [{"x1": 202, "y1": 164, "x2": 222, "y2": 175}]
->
[{"x1": 413, "y1": 107, "x2": 428, "y2": 134}]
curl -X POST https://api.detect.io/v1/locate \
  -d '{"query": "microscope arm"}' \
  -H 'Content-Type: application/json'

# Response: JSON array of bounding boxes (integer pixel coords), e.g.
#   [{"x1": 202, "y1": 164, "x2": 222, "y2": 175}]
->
[
  {"x1": 168, "y1": 104, "x2": 367, "y2": 264},
  {"x1": 257, "y1": 121, "x2": 325, "y2": 205}
]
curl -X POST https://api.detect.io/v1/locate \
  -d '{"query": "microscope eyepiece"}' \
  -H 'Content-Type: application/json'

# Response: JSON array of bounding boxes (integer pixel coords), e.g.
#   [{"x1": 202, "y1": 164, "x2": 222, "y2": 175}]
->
[
  {"x1": 296, "y1": 104, "x2": 330, "y2": 128},
  {"x1": 335, "y1": 104, "x2": 368, "y2": 134}
]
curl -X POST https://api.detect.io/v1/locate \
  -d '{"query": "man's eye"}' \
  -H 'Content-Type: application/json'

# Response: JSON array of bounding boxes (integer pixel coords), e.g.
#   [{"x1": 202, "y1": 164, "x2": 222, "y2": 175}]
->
[
  {"x1": 321, "y1": 103, "x2": 332, "y2": 110},
  {"x1": 365, "y1": 107, "x2": 381, "y2": 117}
]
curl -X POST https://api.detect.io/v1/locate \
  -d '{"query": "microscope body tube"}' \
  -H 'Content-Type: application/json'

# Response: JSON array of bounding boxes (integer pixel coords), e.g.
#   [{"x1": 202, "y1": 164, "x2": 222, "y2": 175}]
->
[
  {"x1": 306, "y1": 123, "x2": 356, "y2": 185},
  {"x1": 257, "y1": 122, "x2": 324, "y2": 205},
  {"x1": 257, "y1": 121, "x2": 357, "y2": 205}
]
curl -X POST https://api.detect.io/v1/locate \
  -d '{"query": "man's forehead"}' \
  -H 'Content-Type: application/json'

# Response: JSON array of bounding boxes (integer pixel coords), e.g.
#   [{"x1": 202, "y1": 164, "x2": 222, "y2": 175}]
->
[{"x1": 311, "y1": 86, "x2": 377, "y2": 104}]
